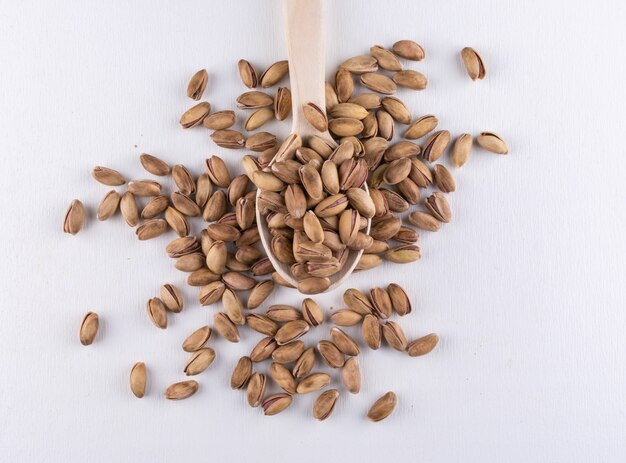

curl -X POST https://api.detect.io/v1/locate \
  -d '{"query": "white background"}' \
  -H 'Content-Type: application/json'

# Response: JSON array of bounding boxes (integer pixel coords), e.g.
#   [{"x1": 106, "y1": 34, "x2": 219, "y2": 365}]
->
[{"x1": 1, "y1": 0, "x2": 625, "y2": 462}]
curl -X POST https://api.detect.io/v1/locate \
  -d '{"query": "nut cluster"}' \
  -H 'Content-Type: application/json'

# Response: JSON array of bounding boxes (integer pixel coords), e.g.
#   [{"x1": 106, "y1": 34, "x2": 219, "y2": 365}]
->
[{"x1": 69, "y1": 38, "x2": 506, "y2": 421}]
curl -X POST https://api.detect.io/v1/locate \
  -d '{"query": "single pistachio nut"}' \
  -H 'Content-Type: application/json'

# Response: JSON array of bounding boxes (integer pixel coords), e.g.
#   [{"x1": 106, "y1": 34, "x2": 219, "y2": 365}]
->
[
  {"x1": 275, "y1": 319, "x2": 310, "y2": 345},
  {"x1": 370, "y1": 45, "x2": 402, "y2": 71},
  {"x1": 330, "y1": 327, "x2": 360, "y2": 356},
  {"x1": 407, "y1": 333, "x2": 440, "y2": 357},
  {"x1": 340, "y1": 55, "x2": 379, "y2": 74},
  {"x1": 64, "y1": 200, "x2": 85, "y2": 235},
  {"x1": 452, "y1": 133, "x2": 473, "y2": 167},
  {"x1": 147, "y1": 298, "x2": 167, "y2": 329},
  {"x1": 187, "y1": 69, "x2": 208, "y2": 100},
  {"x1": 392, "y1": 40, "x2": 425, "y2": 61},
  {"x1": 296, "y1": 372, "x2": 331, "y2": 394},
  {"x1": 293, "y1": 347, "x2": 316, "y2": 379},
  {"x1": 360, "y1": 72, "x2": 397, "y2": 95},
  {"x1": 260, "y1": 60, "x2": 289, "y2": 87},
  {"x1": 392, "y1": 70, "x2": 427, "y2": 90},
  {"x1": 422, "y1": 130, "x2": 451, "y2": 163},
  {"x1": 272, "y1": 340, "x2": 305, "y2": 364},
  {"x1": 477, "y1": 132, "x2": 508, "y2": 154},
  {"x1": 385, "y1": 245, "x2": 421, "y2": 263},
  {"x1": 317, "y1": 340, "x2": 345, "y2": 368},
  {"x1": 302, "y1": 298, "x2": 324, "y2": 327},
  {"x1": 250, "y1": 337, "x2": 278, "y2": 362},
  {"x1": 238, "y1": 59, "x2": 258, "y2": 88},
  {"x1": 230, "y1": 356, "x2": 253, "y2": 389},
  {"x1": 382, "y1": 321, "x2": 409, "y2": 351},
  {"x1": 313, "y1": 389, "x2": 340, "y2": 420},
  {"x1": 182, "y1": 326, "x2": 212, "y2": 352},
  {"x1": 367, "y1": 391, "x2": 397, "y2": 421},
  {"x1": 213, "y1": 312, "x2": 240, "y2": 342},
  {"x1": 404, "y1": 114, "x2": 438, "y2": 140},
  {"x1": 387, "y1": 283, "x2": 411, "y2": 316},
  {"x1": 246, "y1": 372, "x2": 267, "y2": 407},
  {"x1": 246, "y1": 314, "x2": 279, "y2": 337},
  {"x1": 461, "y1": 47, "x2": 486, "y2": 80},
  {"x1": 130, "y1": 362, "x2": 146, "y2": 398},
  {"x1": 341, "y1": 357, "x2": 361, "y2": 394},
  {"x1": 128, "y1": 180, "x2": 162, "y2": 196},
  {"x1": 274, "y1": 87, "x2": 292, "y2": 120},
  {"x1": 139, "y1": 153, "x2": 170, "y2": 176},
  {"x1": 269, "y1": 363, "x2": 297, "y2": 394},
  {"x1": 165, "y1": 380, "x2": 198, "y2": 400},
  {"x1": 303, "y1": 102, "x2": 328, "y2": 132},
  {"x1": 362, "y1": 314, "x2": 382, "y2": 350},
  {"x1": 425, "y1": 192, "x2": 452, "y2": 223},
  {"x1": 247, "y1": 280, "x2": 275, "y2": 310},
  {"x1": 160, "y1": 284, "x2": 183, "y2": 312},
  {"x1": 433, "y1": 164, "x2": 456, "y2": 193},
  {"x1": 92, "y1": 166, "x2": 126, "y2": 186},
  {"x1": 262, "y1": 393, "x2": 293, "y2": 416},
  {"x1": 79, "y1": 312, "x2": 99, "y2": 345},
  {"x1": 203, "y1": 110, "x2": 236, "y2": 130},
  {"x1": 180, "y1": 101, "x2": 210, "y2": 128},
  {"x1": 184, "y1": 347, "x2": 216, "y2": 376}
]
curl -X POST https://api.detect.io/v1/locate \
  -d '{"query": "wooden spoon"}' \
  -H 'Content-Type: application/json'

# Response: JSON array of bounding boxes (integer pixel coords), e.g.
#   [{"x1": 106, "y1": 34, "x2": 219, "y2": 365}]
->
[{"x1": 256, "y1": 0, "x2": 371, "y2": 293}]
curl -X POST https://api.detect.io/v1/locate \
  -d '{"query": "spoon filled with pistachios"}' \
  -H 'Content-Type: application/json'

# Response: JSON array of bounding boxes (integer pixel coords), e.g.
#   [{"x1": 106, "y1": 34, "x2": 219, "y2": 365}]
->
[{"x1": 254, "y1": 0, "x2": 373, "y2": 294}]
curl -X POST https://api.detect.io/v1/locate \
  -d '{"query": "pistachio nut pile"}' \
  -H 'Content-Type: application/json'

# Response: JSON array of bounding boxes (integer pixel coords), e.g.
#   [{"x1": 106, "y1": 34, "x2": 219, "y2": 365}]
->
[{"x1": 68, "y1": 40, "x2": 506, "y2": 421}]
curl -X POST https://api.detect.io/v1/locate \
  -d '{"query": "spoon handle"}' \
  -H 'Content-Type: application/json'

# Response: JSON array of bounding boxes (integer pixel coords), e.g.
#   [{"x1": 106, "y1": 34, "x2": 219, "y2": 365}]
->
[{"x1": 282, "y1": 0, "x2": 327, "y2": 138}]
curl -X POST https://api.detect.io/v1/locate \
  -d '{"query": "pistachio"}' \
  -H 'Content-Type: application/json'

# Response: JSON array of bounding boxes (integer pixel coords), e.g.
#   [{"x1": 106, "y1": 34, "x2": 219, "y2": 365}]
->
[
  {"x1": 187, "y1": 69, "x2": 208, "y2": 100},
  {"x1": 367, "y1": 391, "x2": 397, "y2": 421},
  {"x1": 328, "y1": 118, "x2": 364, "y2": 137},
  {"x1": 136, "y1": 219, "x2": 168, "y2": 240},
  {"x1": 165, "y1": 207, "x2": 189, "y2": 237},
  {"x1": 269, "y1": 363, "x2": 297, "y2": 394},
  {"x1": 182, "y1": 326, "x2": 212, "y2": 352},
  {"x1": 406, "y1": 211, "x2": 440, "y2": 232},
  {"x1": 477, "y1": 132, "x2": 508, "y2": 154},
  {"x1": 461, "y1": 47, "x2": 486, "y2": 80},
  {"x1": 296, "y1": 372, "x2": 331, "y2": 394},
  {"x1": 362, "y1": 314, "x2": 382, "y2": 350},
  {"x1": 392, "y1": 70, "x2": 427, "y2": 90},
  {"x1": 405, "y1": 114, "x2": 438, "y2": 139},
  {"x1": 392, "y1": 40, "x2": 425, "y2": 61},
  {"x1": 165, "y1": 380, "x2": 198, "y2": 400},
  {"x1": 63, "y1": 200, "x2": 85, "y2": 235},
  {"x1": 296, "y1": 277, "x2": 330, "y2": 295},
  {"x1": 407, "y1": 333, "x2": 440, "y2": 357},
  {"x1": 247, "y1": 280, "x2": 275, "y2": 310},
  {"x1": 141, "y1": 195, "x2": 168, "y2": 219},
  {"x1": 272, "y1": 340, "x2": 305, "y2": 364},
  {"x1": 231, "y1": 356, "x2": 253, "y2": 389},
  {"x1": 130, "y1": 362, "x2": 146, "y2": 398},
  {"x1": 293, "y1": 348, "x2": 316, "y2": 379},
  {"x1": 171, "y1": 192, "x2": 201, "y2": 217},
  {"x1": 341, "y1": 357, "x2": 361, "y2": 394},
  {"x1": 313, "y1": 389, "x2": 339, "y2": 421},
  {"x1": 245, "y1": 131, "x2": 276, "y2": 152},
  {"x1": 360, "y1": 72, "x2": 397, "y2": 95},
  {"x1": 244, "y1": 107, "x2": 274, "y2": 131},
  {"x1": 452, "y1": 133, "x2": 473, "y2": 167},
  {"x1": 203, "y1": 110, "x2": 236, "y2": 130},
  {"x1": 433, "y1": 164, "x2": 456, "y2": 193},
  {"x1": 160, "y1": 284, "x2": 183, "y2": 313},
  {"x1": 91, "y1": 166, "x2": 126, "y2": 186},
  {"x1": 301, "y1": 298, "x2": 324, "y2": 326},
  {"x1": 317, "y1": 340, "x2": 345, "y2": 368},
  {"x1": 330, "y1": 309, "x2": 363, "y2": 326},
  {"x1": 325, "y1": 81, "x2": 340, "y2": 109},
  {"x1": 250, "y1": 337, "x2": 278, "y2": 362},
  {"x1": 139, "y1": 153, "x2": 170, "y2": 176},
  {"x1": 353, "y1": 253, "x2": 379, "y2": 270},
  {"x1": 120, "y1": 192, "x2": 139, "y2": 227},
  {"x1": 329, "y1": 103, "x2": 369, "y2": 120},
  {"x1": 166, "y1": 236, "x2": 200, "y2": 258},
  {"x1": 180, "y1": 101, "x2": 210, "y2": 128},
  {"x1": 382, "y1": 321, "x2": 408, "y2": 351},
  {"x1": 236, "y1": 91, "x2": 274, "y2": 109},
  {"x1": 238, "y1": 59, "x2": 258, "y2": 88},
  {"x1": 303, "y1": 102, "x2": 328, "y2": 132},
  {"x1": 343, "y1": 288, "x2": 374, "y2": 315},
  {"x1": 369, "y1": 287, "x2": 392, "y2": 319},
  {"x1": 349, "y1": 93, "x2": 382, "y2": 109},
  {"x1": 422, "y1": 130, "x2": 451, "y2": 163},
  {"x1": 275, "y1": 319, "x2": 310, "y2": 345},
  {"x1": 373, "y1": 110, "x2": 392, "y2": 141},
  {"x1": 381, "y1": 96, "x2": 411, "y2": 124},
  {"x1": 340, "y1": 55, "x2": 379, "y2": 74},
  {"x1": 184, "y1": 347, "x2": 216, "y2": 376},
  {"x1": 409, "y1": 158, "x2": 433, "y2": 188},
  {"x1": 383, "y1": 158, "x2": 412, "y2": 185},
  {"x1": 79, "y1": 312, "x2": 99, "y2": 345},
  {"x1": 222, "y1": 288, "x2": 245, "y2": 325},
  {"x1": 425, "y1": 192, "x2": 452, "y2": 223},
  {"x1": 188, "y1": 268, "x2": 220, "y2": 287},
  {"x1": 175, "y1": 252, "x2": 204, "y2": 272},
  {"x1": 147, "y1": 298, "x2": 167, "y2": 329},
  {"x1": 380, "y1": 189, "x2": 409, "y2": 212},
  {"x1": 262, "y1": 393, "x2": 293, "y2": 416},
  {"x1": 370, "y1": 215, "x2": 401, "y2": 241},
  {"x1": 260, "y1": 60, "x2": 289, "y2": 87},
  {"x1": 211, "y1": 129, "x2": 246, "y2": 149},
  {"x1": 274, "y1": 87, "x2": 292, "y2": 120},
  {"x1": 247, "y1": 372, "x2": 267, "y2": 407},
  {"x1": 385, "y1": 245, "x2": 421, "y2": 263},
  {"x1": 330, "y1": 327, "x2": 360, "y2": 356},
  {"x1": 128, "y1": 180, "x2": 161, "y2": 196},
  {"x1": 361, "y1": 111, "x2": 378, "y2": 138},
  {"x1": 370, "y1": 45, "x2": 402, "y2": 71},
  {"x1": 213, "y1": 312, "x2": 240, "y2": 343}
]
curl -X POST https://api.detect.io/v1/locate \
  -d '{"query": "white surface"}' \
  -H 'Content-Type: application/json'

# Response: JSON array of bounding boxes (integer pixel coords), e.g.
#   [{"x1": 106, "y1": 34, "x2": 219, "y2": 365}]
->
[{"x1": 1, "y1": 0, "x2": 625, "y2": 462}]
